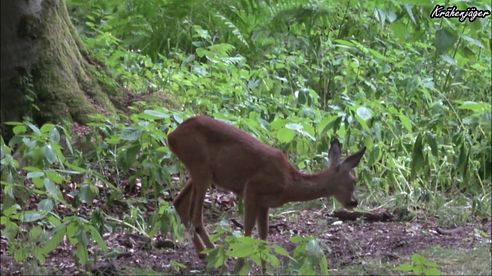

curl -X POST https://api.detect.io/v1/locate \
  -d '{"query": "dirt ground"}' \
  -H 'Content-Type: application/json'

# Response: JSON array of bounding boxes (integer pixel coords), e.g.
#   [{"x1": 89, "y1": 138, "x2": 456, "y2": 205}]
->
[{"x1": 1, "y1": 191, "x2": 491, "y2": 275}]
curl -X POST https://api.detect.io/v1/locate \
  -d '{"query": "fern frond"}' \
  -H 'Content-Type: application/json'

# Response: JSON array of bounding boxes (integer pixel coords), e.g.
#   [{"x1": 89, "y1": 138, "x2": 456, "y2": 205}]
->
[{"x1": 215, "y1": 13, "x2": 250, "y2": 48}]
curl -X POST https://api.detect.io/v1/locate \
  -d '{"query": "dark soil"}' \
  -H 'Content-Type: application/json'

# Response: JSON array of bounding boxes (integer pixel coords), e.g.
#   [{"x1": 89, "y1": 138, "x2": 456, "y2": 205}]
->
[{"x1": 1, "y1": 190, "x2": 491, "y2": 275}]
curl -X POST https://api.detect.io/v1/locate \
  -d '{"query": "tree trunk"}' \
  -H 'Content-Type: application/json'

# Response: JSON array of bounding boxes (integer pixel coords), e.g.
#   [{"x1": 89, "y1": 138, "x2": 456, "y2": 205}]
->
[{"x1": 1, "y1": 0, "x2": 123, "y2": 136}]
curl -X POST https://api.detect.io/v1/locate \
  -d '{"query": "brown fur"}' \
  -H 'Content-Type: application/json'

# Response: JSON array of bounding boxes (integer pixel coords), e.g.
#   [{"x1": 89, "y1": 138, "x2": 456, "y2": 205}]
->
[{"x1": 168, "y1": 115, "x2": 366, "y2": 267}]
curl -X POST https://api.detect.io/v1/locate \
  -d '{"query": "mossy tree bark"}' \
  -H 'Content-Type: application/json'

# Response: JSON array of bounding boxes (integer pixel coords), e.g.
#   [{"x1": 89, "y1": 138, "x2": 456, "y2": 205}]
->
[{"x1": 1, "y1": 0, "x2": 123, "y2": 136}]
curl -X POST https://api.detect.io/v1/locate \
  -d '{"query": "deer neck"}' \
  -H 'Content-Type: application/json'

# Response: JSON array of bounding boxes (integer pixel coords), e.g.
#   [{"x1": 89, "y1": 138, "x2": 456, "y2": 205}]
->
[{"x1": 283, "y1": 169, "x2": 337, "y2": 203}]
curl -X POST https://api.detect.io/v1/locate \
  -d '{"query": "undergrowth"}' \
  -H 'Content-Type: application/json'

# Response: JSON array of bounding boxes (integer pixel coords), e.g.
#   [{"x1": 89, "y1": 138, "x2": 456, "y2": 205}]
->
[{"x1": 1, "y1": 0, "x2": 491, "y2": 273}]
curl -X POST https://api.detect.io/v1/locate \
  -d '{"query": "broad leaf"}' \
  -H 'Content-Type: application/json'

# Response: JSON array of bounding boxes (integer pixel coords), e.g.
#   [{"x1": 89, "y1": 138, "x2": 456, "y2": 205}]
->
[
  {"x1": 356, "y1": 106, "x2": 372, "y2": 121},
  {"x1": 435, "y1": 28, "x2": 458, "y2": 54}
]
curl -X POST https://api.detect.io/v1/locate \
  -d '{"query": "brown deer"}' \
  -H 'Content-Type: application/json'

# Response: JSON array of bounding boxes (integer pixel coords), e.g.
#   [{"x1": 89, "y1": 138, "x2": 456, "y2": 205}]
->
[{"x1": 168, "y1": 115, "x2": 365, "y2": 263}]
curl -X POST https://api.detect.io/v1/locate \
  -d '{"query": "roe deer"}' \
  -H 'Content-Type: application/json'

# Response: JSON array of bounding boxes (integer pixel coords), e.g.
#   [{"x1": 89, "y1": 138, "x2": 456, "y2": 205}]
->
[{"x1": 168, "y1": 115, "x2": 365, "y2": 262}]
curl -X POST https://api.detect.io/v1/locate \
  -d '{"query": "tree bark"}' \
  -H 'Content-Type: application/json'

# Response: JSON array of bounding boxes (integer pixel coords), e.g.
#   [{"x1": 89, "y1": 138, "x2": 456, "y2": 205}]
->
[{"x1": 1, "y1": 0, "x2": 123, "y2": 137}]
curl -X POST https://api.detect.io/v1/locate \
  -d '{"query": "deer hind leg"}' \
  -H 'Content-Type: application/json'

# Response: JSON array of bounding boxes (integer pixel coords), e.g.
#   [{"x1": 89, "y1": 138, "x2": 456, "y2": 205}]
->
[
  {"x1": 173, "y1": 179, "x2": 193, "y2": 227},
  {"x1": 173, "y1": 179, "x2": 207, "y2": 256},
  {"x1": 189, "y1": 169, "x2": 214, "y2": 251}
]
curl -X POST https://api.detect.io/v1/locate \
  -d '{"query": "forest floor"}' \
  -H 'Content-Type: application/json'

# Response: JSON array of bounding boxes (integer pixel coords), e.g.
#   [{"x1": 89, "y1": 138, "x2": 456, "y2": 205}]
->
[{"x1": 1, "y1": 189, "x2": 491, "y2": 275}]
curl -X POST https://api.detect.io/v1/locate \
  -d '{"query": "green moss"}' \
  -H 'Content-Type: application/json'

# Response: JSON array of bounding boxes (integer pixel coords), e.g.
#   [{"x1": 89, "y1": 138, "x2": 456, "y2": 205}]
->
[{"x1": 31, "y1": 0, "x2": 121, "y2": 124}]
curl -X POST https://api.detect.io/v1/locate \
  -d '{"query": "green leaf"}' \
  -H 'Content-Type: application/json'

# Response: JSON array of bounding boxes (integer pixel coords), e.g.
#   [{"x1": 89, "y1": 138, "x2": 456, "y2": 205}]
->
[
  {"x1": 40, "y1": 123, "x2": 55, "y2": 133},
  {"x1": 435, "y1": 28, "x2": 458, "y2": 54},
  {"x1": 29, "y1": 226, "x2": 43, "y2": 240},
  {"x1": 356, "y1": 106, "x2": 372, "y2": 121},
  {"x1": 27, "y1": 171, "x2": 44, "y2": 179},
  {"x1": 65, "y1": 163, "x2": 86, "y2": 173},
  {"x1": 266, "y1": 253, "x2": 280, "y2": 267},
  {"x1": 26, "y1": 122, "x2": 40, "y2": 134},
  {"x1": 119, "y1": 127, "x2": 142, "y2": 141},
  {"x1": 426, "y1": 267, "x2": 442, "y2": 276},
  {"x1": 228, "y1": 239, "x2": 256, "y2": 257},
  {"x1": 290, "y1": 236, "x2": 304, "y2": 243},
  {"x1": 298, "y1": 260, "x2": 316, "y2": 275},
  {"x1": 411, "y1": 254, "x2": 426, "y2": 264},
  {"x1": 4, "y1": 122, "x2": 24, "y2": 126},
  {"x1": 238, "y1": 262, "x2": 251, "y2": 275},
  {"x1": 398, "y1": 113, "x2": 413, "y2": 132},
  {"x1": 403, "y1": 4, "x2": 416, "y2": 24},
  {"x1": 43, "y1": 144, "x2": 57, "y2": 164},
  {"x1": 78, "y1": 184, "x2": 92, "y2": 203},
  {"x1": 173, "y1": 114, "x2": 183, "y2": 123},
  {"x1": 273, "y1": 245, "x2": 289, "y2": 257},
  {"x1": 75, "y1": 242, "x2": 89, "y2": 265},
  {"x1": 285, "y1": 123, "x2": 303, "y2": 131},
  {"x1": 66, "y1": 221, "x2": 78, "y2": 244},
  {"x1": 44, "y1": 178, "x2": 60, "y2": 200},
  {"x1": 374, "y1": 8, "x2": 386, "y2": 28},
  {"x1": 14, "y1": 247, "x2": 29, "y2": 262},
  {"x1": 23, "y1": 166, "x2": 41, "y2": 172},
  {"x1": 32, "y1": 177, "x2": 44, "y2": 188},
  {"x1": 457, "y1": 144, "x2": 469, "y2": 178},
  {"x1": 276, "y1": 128, "x2": 296, "y2": 143},
  {"x1": 46, "y1": 171, "x2": 65, "y2": 184},
  {"x1": 426, "y1": 132, "x2": 438, "y2": 157},
  {"x1": 20, "y1": 211, "x2": 46, "y2": 222},
  {"x1": 391, "y1": 21, "x2": 408, "y2": 41},
  {"x1": 355, "y1": 114, "x2": 370, "y2": 131},
  {"x1": 398, "y1": 263, "x2": 414, "y2": 272},
  {"x1": 461, "y1": 35, "x2": 483, "y2": 48},
  {"x1": 38, "y1": 198, "x2": 54, "y2": 212},
  {"x1": 321, "y1": 116, "x2": 342, "y2": 136},
  {"x1": 33, "y1": 247, "x2": 47, "y2": 264},
  {"x1": 47, "y1": 215, "x2": 62, "y2": 227},
  {"x1": 106, "y1": 135, "x2": 121, "y2": 145},
  {"x1": 458, "y1": 101, "x2": 490, "y2": 113},
  {"x1": 334, "y1": 39, "x2": 355, "y2": 47},
  {"x1": 196, "y1": 48, "x2": 207, "y2": 58},
  {"x1": 411, "y1": 134, "x2": 424, "y2": 176},
  {"x1": 13, "y1": 125, "x2": 27, "y2": 135},
  {"x1": 305, "y1": 239, "x2": 323, "y2": 257},
  {"x1": 3, "y1": 204, "x2": 21, "y2": 217},
  {"x1": 87, "y1": 225, "x2": 108, "y2": 253},
  {"x1": 49, "y1": 127, "x2": 60, "y2": 143},
  {"x1": 3, "y1": 221, "x2": 19, "y2": 240},
  {"x1": 320, "y1": 256, "x2": 329, "y2": 274},
  {"x1": 440, "y1": 54, "x2": 456, "y2": 65},
  {"x1": 143, "y1": 110, "x2": 169, "y2": 119}
]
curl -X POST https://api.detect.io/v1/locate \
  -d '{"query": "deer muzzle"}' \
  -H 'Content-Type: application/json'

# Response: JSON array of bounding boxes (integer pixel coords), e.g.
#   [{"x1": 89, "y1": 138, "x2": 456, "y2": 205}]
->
[{"x1": 345, "y1": 195, "x2": 358, "y2": 210}]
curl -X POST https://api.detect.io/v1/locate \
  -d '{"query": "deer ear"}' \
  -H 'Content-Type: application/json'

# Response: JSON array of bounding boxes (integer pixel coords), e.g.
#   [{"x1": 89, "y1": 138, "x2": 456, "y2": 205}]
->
[
  {"x1": 340, "y1": 147, "x2": 366, "y2": 171},
  {"x1": 328, "y1": 139, "x2": 342, "y2": 166}
]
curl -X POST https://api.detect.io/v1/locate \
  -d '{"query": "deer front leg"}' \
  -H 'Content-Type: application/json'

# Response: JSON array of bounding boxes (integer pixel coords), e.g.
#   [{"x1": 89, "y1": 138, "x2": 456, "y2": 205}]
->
[
  {"x1": 257, "y1": 206, "x2": 269, "y2": 240},
  {"x1": 234, "y1": 194, "x2": 259, "y2": 273},
  {"x1": 257, "y1": 206, "x2": 269, "y2": 274},
  {"x1": 243, "y1": 196, "x2": 258, "y2": 237}
]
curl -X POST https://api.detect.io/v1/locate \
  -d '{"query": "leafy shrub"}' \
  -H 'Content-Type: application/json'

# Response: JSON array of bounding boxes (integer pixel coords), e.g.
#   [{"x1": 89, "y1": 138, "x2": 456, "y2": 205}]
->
[
  {"x1": 289, "y1": 235, "x2": 329, "y2": 275},
  {"x1": 398, "y1": 254, "x2": 442, "y2": 276},
  {"x1": 0, "y1": 117, "x2": 183, "y2": 266},
  {"x1": 204, "y1": 223, "x2": 329, "y2": 274}
]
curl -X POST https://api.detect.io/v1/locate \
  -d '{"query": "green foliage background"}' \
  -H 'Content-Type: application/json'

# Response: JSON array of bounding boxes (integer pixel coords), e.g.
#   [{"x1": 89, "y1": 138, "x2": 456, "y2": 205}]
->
[{"x1": 1, "y1": 0, "x2": 491, "y2": 273}]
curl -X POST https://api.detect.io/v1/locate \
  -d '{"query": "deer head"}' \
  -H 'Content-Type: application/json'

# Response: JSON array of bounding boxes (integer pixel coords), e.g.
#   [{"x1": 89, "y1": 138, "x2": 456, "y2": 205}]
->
[{"x1": 326, "y1": 139, "x2": 366, "y2": 210}]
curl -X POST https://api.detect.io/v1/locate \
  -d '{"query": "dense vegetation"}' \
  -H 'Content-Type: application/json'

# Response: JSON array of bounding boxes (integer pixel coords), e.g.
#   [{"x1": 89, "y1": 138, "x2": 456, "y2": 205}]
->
[{"x1": 1, "y1": 0, "x2": 491, "y2": 274}]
